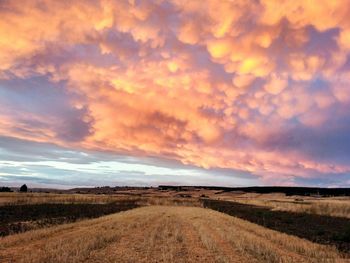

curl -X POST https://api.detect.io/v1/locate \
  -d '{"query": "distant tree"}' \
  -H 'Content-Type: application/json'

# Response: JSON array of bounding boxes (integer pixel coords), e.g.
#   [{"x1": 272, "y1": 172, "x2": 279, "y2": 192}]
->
[
  {"x1": 0, "y1": 187, "x2": 12, "y2": 192},
  {"x1": 20, "y1": 184, "x2": 28, "y2": 192}
]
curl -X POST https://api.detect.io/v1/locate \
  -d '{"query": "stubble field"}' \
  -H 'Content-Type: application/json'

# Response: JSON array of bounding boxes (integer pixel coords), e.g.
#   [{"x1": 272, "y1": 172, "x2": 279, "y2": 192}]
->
[{"x1": 0, "y1": 190, "x2": 349, "y2": 263}]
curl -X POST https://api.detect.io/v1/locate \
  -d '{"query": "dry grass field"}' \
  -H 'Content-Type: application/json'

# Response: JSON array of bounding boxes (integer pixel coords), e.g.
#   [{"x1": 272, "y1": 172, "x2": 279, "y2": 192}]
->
[
  {"x1": 1, "y1": 191, "x2": 349, "y2": 262},
  {"x1": 3, "y1": 191, "x2": 350, "y2": 220},
  {"x1": 0, "y1": 193, "x2": 138, "y2": 206},
  {"x1": 214, "y1": 192, "x2": 350, "y2": 219},
  {"x1": 1, "y1": 206, "x2": 348, "y2": 263},
  {"x1": 0, "y1": 192, "x2": 202, "y2": 207}
]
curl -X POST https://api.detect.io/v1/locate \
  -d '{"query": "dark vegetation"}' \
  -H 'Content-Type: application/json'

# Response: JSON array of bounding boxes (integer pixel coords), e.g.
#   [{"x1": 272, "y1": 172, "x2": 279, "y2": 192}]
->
[
  {"x1": 0, "y1": 187, "x2": 12, "y2": 192},
  {"x1": 0, "y1": 200, "x2": 139, "y2": 236},
  {"x1": 19, "y1": 185, "x2": 350, "y2": 196},
  {"x1": 160, "y1": 185, "x2": 350, "y2": 196},
  {"x1": 19, "y1": 184, "x2": 28, "y2": 192},
  {"x1": 202, "y1": 199, "x2": 350, "y2": 253}
]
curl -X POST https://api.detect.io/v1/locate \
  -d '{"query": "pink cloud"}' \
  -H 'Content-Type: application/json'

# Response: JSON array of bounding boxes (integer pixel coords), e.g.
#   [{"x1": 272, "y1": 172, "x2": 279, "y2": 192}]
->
[{"x1": 1, "y1": 0, "x2": 350, "y2": 185}]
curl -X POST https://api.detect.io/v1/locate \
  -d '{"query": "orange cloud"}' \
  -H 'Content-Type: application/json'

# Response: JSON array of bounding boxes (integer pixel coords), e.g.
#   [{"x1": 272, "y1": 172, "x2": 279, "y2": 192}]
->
[{"x1": 1, "y1": 0, "x2": 350, "y2": 185}]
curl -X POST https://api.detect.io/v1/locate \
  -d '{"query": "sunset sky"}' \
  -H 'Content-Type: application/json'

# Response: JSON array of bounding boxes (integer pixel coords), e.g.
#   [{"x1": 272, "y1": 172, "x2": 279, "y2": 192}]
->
[{"x1": 1, "y1": 0, "x2": 350, "y2": 188}]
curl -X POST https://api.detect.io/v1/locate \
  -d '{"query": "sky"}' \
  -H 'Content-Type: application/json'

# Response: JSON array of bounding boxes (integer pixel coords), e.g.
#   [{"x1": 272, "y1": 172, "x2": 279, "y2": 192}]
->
[{"x1": 1, "y1": 0, "x2": 350, "y2": 188}]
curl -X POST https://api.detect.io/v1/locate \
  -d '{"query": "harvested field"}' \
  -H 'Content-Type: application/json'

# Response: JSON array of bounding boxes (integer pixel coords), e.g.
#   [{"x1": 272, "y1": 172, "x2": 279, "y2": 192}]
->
[
  {"x1": 0, "y1": 193, "x2": 141, "y2": 206},
  {"x1": 214, "y1": 192, "x2": 350, "y2": 219},
  {"x1": 0, "y1": 193, "x2": 202, "y2": 207},
  {"x1": 0, "y1": 206, "x2": 347, "y2": 263},
  {"x1": 203, "y1": 199, "x2": 350, "y2": 253},
  {"x1": 0, "y1": 201, "x2": 139, "y2": 236},
  {"x1": 0, "y1": 193, "x2": 202, "y2": 236}
]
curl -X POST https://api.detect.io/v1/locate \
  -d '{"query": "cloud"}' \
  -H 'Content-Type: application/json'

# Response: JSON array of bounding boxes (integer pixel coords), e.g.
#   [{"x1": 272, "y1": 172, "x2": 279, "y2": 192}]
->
[
  {"x1": 0, "y1": 136, "x2": 258, "y2": 188},
  {"x1": 264, "y1": 74, "x2": 288, "y2": 95},
  {"x1": 1, "y1": 0, "x2": 350, "y2": 186},
  {"x1": 0, "y1": 76, "x2": 93, "y2": 143}
]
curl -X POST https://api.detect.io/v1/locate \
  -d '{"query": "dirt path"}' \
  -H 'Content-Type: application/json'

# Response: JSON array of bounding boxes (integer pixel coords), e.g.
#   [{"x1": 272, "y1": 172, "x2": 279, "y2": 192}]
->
[{"x1": 0, "y1": 206, "x2": 347, "y2": 263}]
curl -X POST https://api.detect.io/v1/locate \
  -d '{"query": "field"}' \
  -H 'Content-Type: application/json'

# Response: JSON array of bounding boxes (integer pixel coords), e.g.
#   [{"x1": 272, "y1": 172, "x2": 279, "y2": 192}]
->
[
  {"x1": 0, "y1": 189, "x2": 349, "y2": 262},
  {"x1": 1, "y1": 206, "x2": 348, "y2": 263},
  {"x1": 214, "y1": 192, "x2": 350, "y2": 219}
]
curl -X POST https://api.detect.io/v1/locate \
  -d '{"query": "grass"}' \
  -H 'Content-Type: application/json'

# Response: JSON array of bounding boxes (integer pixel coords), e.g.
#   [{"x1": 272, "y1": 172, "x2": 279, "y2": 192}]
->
[
  {"x1": 0, "y1": 201, "x2": 140, "y2": 236},
  {"x1": 0, "y1": 206, "x2": 347, "y2": 263},
  {"x1": 279, "y1": 200, "x2": 350, "y2": 219},
  {"x1": 0, "y1": 192, "x2": 202, "y2": 207},
  {"x1": 203, "y1": 199, "x2": 350, "y2": 253},
  {"x1": 0, "y1": 192, "x2": 202, "y2": 236},
  {"x1": 0, "y1": 193, "x2": 137, "y2": 206},
  {"x1": 2, "y1": 192, "x2": 349, "y2": 219},
  {"x1": 215, "y1": 192, "x2": 350, "y2": 219},
  {"x1": 1, "y1": 192, "x2": 349, "y2": 262}
]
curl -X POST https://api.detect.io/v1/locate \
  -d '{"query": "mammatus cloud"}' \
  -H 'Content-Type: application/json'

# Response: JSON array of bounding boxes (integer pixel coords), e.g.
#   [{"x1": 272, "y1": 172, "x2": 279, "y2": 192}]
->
[{"x1": 1, "y1": 0, "x2": 350, "y2": 186}]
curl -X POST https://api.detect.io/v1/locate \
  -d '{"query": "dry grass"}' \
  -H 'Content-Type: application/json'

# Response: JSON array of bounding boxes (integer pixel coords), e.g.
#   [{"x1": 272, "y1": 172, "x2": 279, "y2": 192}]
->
[
  {"x1": 0, "y1": 192, "x2": 202, "y2": 208},
  {"x1": 3, "y1": 192, "x2": 349, "y2": 219},
  {"x1": 273, "y1": 200, "x2": 350, "y2": 219},
  {"x1": 0, "y1": 192, "x2": 136, "y2": 206},
  {"x1": 193, "y1": 210, "x2": 345, "y2": 263},
  {"x1": 139, "y1": 196, "x2": 202, "y2": 207},
  {"x1": 216, "y1": 193, "x2": 350, "y2": 219},
  {"x1": 0, "y1": 206, "x2": 347, "y2": 263}
]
